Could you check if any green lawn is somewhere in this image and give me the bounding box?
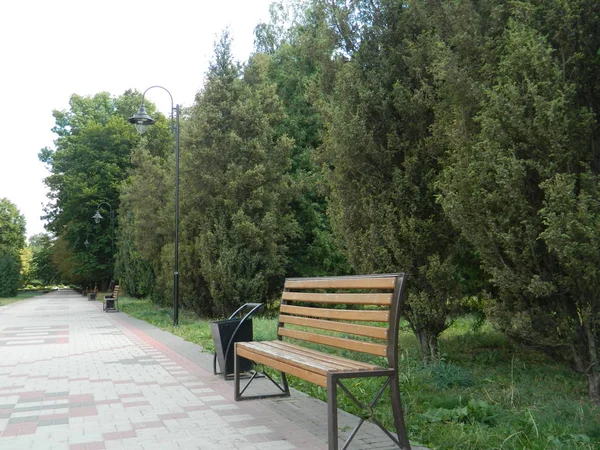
[116,297,599,450]
[0,291,46,307]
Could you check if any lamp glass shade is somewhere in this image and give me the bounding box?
[93,211,103,223]
[128,105,155,135]
[84,239,90,247]
[135,123,150,134]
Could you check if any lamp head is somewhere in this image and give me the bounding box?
[128,105,155,134]
[92,211,103,224]
[84,238,90,247]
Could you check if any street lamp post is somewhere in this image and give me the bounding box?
[129,86,180,327]
[92,202,115,276]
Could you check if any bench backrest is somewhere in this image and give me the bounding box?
[278,273,406,368]
[111,285,120,298]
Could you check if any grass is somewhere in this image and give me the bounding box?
[0,291,46,306]
[114,297,599,449]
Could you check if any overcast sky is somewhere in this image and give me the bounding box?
[0,0,274,238]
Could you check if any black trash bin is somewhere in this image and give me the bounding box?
[211,318,253,377]
[210,303,263,379]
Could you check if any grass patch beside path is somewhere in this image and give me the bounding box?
[0,291,45,306]
[116,297,276,352]
[114,298,599,450]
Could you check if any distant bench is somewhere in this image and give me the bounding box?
[103,285,120,312]
[234,273,411,450]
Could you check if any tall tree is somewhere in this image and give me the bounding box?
[29,233,58,285]
[39,91,143,286]
[0,198,26,255]
[320,0,476,359]
[0,198,26,296]
[180,31,297,316]
[437,2,600,403]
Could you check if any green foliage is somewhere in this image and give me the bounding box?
[539,172,600,296]
[0,198,26,295]
[20,247,33,286]
[425,360,476,389]
[0,251,21,297]
[116,116,173,305]
[28,233,58,285]
[421,399,501,428]
[0,198,26,256]
[254,1,351,278]
[114,210,155,298]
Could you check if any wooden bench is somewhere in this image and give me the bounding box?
[234,273,411,450]
[103,285,120,312]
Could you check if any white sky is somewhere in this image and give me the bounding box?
[0,0,274,238]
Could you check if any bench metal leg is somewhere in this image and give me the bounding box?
[234,346,289,401]
[390,372,411,449]
[327,373,339,450]
[328,371,411,450]
[104,298,117,312]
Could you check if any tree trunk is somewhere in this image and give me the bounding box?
[582,310,600,405]
[587,371,600,406]
[415,329,439,362]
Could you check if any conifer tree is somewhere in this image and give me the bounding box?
[436,2,600,402]
[180,32,297,315]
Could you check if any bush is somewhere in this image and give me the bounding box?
[0,251,20,297]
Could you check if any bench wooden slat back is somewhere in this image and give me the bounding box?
[278,273,406,362]
[281,292,392,306]
[280,304,389,322]
[279,315,388,339]
[284,276,397,290]
[279,328,388,357]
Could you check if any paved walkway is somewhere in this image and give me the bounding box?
[0,290,425,450]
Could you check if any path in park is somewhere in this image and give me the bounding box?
[0,290,426,450]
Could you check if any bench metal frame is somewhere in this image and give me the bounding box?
[233,273,411,450]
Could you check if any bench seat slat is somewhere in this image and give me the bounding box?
[278,328,388,357]
[238,341,361,373]
[237,341,383,387]
[262,341,383,370]
[285,275,398,290]
[279,314,388,340]
[237,343,328,387]
[280,304,389,322]
[281,292,392,306]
